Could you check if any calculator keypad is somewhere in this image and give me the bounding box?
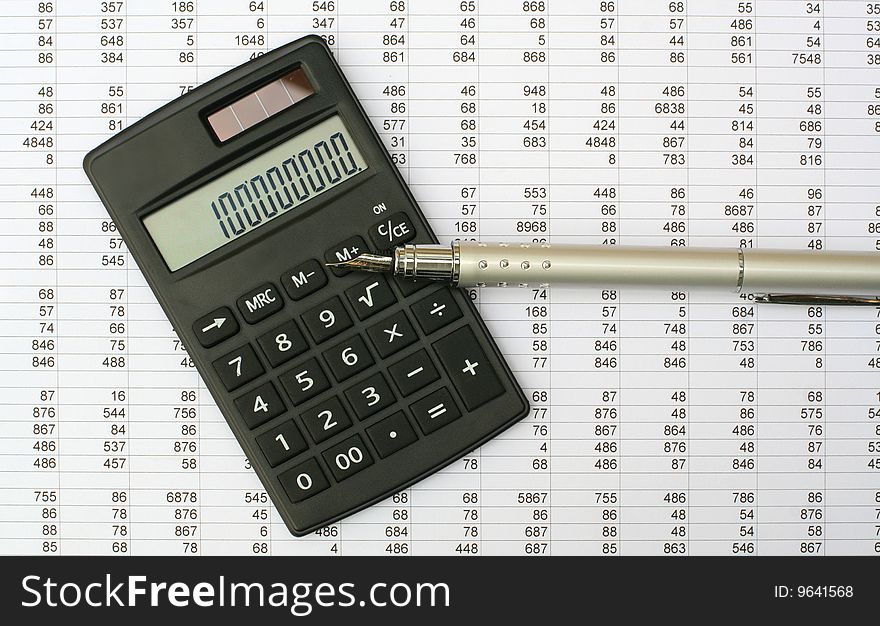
[192,231,523,535]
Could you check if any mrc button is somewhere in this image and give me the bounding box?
[236,282,284,324]
[369,211,415,250]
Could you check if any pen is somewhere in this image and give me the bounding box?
[328,241,880,305]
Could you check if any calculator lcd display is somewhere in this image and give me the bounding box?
[143,115,368,271]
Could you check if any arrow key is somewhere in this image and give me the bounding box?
[193,307,239,348]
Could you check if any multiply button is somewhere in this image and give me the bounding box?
[236,283,283,324]
[281,259,327,301]
[433,326,505,410]
[411,289,462,335]
[193,307,239,348]
[366,310,417,358]
[368,211,415,249]
[325,236,368,276]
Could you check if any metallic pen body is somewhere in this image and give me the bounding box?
[333,241,880,304]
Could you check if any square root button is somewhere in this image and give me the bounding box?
[432,326,504,411]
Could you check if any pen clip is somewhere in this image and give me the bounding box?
[754,293,880,306]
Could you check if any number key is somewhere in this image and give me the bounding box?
[279,357,330,405]
[234,381,286,429]
[299,396,352,443]
[322,334,374,381]
[212,344,264,391]
[257,319,307,367]
[255,420,307,467]
[301,296,352,344]
[344,372,395,420]
[279,458,330,503]
[322,434,373,481]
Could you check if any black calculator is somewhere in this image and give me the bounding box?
[83,36,528,535]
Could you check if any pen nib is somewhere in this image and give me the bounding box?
[325,253,394,274]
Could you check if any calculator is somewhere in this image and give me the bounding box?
[83,35,528,536]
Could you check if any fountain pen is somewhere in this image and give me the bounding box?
[327,241,880,305]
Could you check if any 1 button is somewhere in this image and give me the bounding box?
[366,310,417,358]
[256,420,307,467]
[325,236,368,276]
[279,458,330,503]
[279,357,330,405]
[410,387,461,434]
[257,319,308,367]
[411,289,462,335]
[301,296,353,344]
[213,344,264,391]
[388,349,439,397]
[345,276,396,320]
[193,307,239,348]
[367,411,418,458]
[234,381,286,429]
[368,211,416,249]
[322,435,374,481]
[281,259,327,301]
[344,372,395,420]
[433,326,505,410]
[236,283,284,324]
[323,334,374,382]
[299,396,352,443]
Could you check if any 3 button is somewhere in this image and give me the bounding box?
[344,372,395,420]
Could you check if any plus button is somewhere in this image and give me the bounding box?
[461,359,479,376]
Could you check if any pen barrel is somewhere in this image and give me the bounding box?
[456,241,740,289]
[455,241,880,295]
[741,249,880,295]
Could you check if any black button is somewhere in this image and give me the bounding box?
[236,283,284,324]
[279,458,330,503]
[368,212,416,249]
[193,307,239,348]
[322,435,374,481]
[301,296,353,344]
[366,310,417,358]
[411,387,461,434]
[255,420,307,467]
[281,259,327,301]
[234,381,286,429]
[257,319,308,367]
[212,344,264,391]
[279,357,330,405]
[411,289,463,334]
[433,326,505,410]
[325,236,368,276]
[388,349,439,397]
[394,277,431,297]
[299,396,352,443]
[367,411,418,458]
[322,334,374,382]
[345,276,396,320]
[344,372,395,420]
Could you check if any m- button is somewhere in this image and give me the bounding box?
[281,259,327,301]
[236,283,283,324]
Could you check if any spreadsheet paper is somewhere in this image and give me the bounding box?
[2,0,880,556]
